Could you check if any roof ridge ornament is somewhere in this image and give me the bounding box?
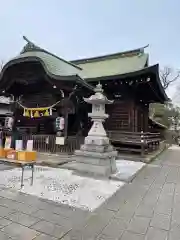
[23,36,33,44]
[140,44,149,53]
[20,36,42,54]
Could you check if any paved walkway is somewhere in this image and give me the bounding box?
[0,146,179,239]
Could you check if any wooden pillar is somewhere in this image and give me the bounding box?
[129,100,134,132]
[143,104,149,132]
[130,100,138,132]
[134,108,138,132]
[64,111,68,139]
[137,103,149,132]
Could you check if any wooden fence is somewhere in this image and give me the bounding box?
[3,131,161,156]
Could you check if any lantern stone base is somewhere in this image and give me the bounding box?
[67,161,116,177]
[71,136,118,177]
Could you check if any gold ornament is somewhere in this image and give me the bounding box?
[44,109,49,116]
[26,110,30,117]
[34,111,40,118]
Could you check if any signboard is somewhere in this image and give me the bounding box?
[55,137,65,145]
[45,137,49,144]
[15,140,23,151]
[26,140,33,151]
[4,137,11,149]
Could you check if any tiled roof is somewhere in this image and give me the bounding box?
[71,46,149,80]
[12,36,82,77]
[2,37,94,90]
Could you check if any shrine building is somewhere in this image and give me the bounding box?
[0,37,168,155]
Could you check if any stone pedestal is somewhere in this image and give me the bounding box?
[72,83,117,177]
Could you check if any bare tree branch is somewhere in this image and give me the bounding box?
[160,66,180,90]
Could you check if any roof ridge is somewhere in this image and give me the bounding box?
[71,45,149,64]
[21,36,82,70]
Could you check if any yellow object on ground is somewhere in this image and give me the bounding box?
[3,148,13,158]
[6,150,17,160]
[0,148,6,158]
[17,151,37,161]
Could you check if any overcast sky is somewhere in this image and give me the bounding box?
[0,0,179,99]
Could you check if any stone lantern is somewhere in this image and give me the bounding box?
[84,83,113,145]
[72,83,117,177]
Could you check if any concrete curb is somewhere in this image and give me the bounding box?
[110,163,146,183]
[143,144,170,163]
[37,159,73,168]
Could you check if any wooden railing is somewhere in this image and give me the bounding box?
[107,131,160,143]
[2,132,84,155]
[20,135,84,154]
[2,130,161,156]
[107,131,161,156]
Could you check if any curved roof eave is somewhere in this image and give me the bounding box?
[83,64,158,81]
[153,65,169,102]
[0,56,94,91]
[84,64,168,102]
